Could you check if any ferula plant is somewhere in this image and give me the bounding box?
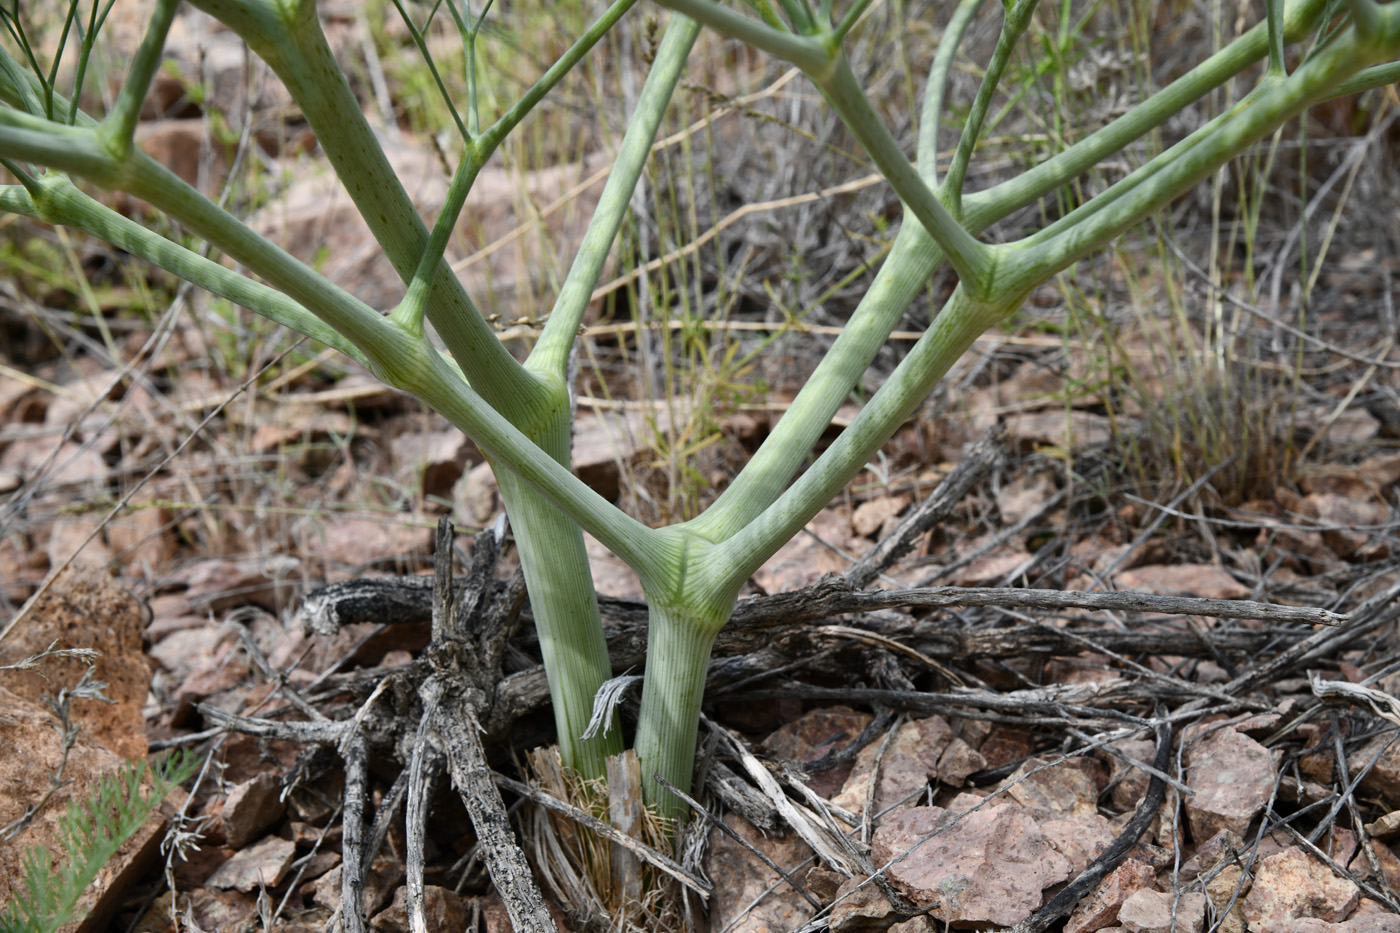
[2,0,1398,824]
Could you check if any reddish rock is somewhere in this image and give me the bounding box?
[306,860,405,918]
[851,495,910,538]
[1366,811,1400,839]
[1118,889,1207,933]
[1004,411,1111,449]
[454,460,500,525]
[1184,726,1274,840]
[834,717,952,814]
[1065,859,1157,933]
[106,505,179,572]
[305,515,435,570]
[1106,739,1160,812]
[135,119,229,193]
[946,536,1033,587]
[390,429,474,500]
[370,885,471,933]
[871,800,1072,926]
[760,705,874,798]
[43,514,115,572]
[1340,899,1400,933]
[583,531,645,601]
[1180,828,1246,881]
[827,876,902,932]
[889,917,939,933]
[179,555,301,613]
[705,813,818,933]
[754,509,870,593]
[1000,757,1100,820]
[0,438,108,489]
[205,835,295,892]
[0,533,46,604]
[1304,493,1391,558]
[977,726,1037,770]
[154,888,261,933]
[1348,737,1400,805]
[1243,847,1360,933]
[936,737,986,787]
[1042,813,1117,874]
[1116,564,1249,601]
[1370,840,1400,892]
[147,624,237,676]
[220,772,286,849]
[0,574,151,759]
[1206,864,1250,933]
[0,685,171,931]
[996,469,1059,526]
[173,654,251,705]
[1282,915,1400,933]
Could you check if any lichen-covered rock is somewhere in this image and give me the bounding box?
[0,685,170,931]
[1243,847,1360,933]
[1118,889,1207,933]
[705,814,818,933]
[871,800,1072,926]
[1065,859,1157,933]
[1184,726,1274,839]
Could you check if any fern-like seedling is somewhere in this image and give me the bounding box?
[0,750,198,933]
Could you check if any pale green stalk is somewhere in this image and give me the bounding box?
[919,0,990,183]
[0,177,370,369]
[176,0,662,777]
[182,0,546,416]
[631,1,1397,816]
[943,0,1038,214]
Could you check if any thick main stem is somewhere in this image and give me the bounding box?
[632,604,724,821]
[495,468,623,779]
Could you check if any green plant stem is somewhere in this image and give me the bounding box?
[184,0,547,418]
[1267,0,1287,75]
[391,149,486,336]
[714,19,1398,582]
[0,123,667,584]
[97,0,178,152]
[689,219,940,541]
[919,0,990,183]
[652,0,833,73]
[1331,58,1400,94]
[818,54,995,292]
[653,0,995,289]
[716,286,1007,580]
[944,0,1038,215]
[691,0,1304,542]
[386,0,470,140]
[0,176,371,369]
[476,0,640,157]
[631,602,726,819]
[1008,23,1392,294]
[493,467,624,778]
[965,0,1325,219]
[530,15,702,377]
[832,0,877,43]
